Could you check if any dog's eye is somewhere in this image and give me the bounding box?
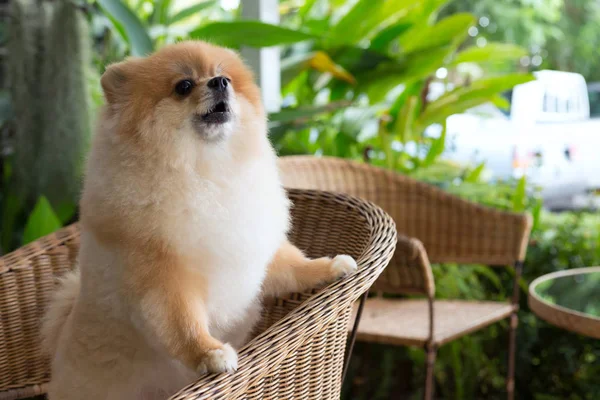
[175,80,194,96]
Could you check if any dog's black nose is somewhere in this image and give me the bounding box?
[207,76,229,92]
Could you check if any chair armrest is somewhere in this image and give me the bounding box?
[371,234,434,297]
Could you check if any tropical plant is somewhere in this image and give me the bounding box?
[90,0,532,174]
[221,0,533,173]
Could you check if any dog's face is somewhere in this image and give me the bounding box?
[100,41,263,146]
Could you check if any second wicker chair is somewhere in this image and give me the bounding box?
[278,156,533,400]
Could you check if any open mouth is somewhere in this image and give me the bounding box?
[201,101,231,124]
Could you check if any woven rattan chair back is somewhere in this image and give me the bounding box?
[278,156,532,296]
[0,189,396,400]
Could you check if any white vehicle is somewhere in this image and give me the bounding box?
[441,70,600,211]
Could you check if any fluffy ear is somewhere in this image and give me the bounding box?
[101,60,135,105]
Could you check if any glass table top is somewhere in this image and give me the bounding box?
[533,268,600,319]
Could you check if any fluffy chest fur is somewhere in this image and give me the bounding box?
[174,156,291,330]
[81,132,290,341]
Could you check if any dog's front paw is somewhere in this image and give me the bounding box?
[196,343,238,375]
[330,255,358,279]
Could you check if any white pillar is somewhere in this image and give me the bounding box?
[241,0,281,112]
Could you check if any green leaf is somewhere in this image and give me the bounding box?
[394,95,420,143]
[333,132,356,157]
[423,121,446,167]
[190,22,316,48]
[329,0,414,45]
[168,1,216,24]
[97,0,154,56]
[419,0,452,22]
[308,51,355,84]
[512,176,527,212]
[360,46,452,102]
[369,22,412,52]
[103,13,129,48]
[269,102,350,124]
[268,109,318,125]
[333,46,394,75]
[464,162,486,183]
[450,43,529,66]
[298,0,319,19]
[268,102,352,145]
[281,52,315,87]
[491,94,510,110]
[417,74,535,128]
[389,81,422,122]
[151,0,172,25]
[22,197,63,245]
[399,13,475,54]
[54,202,77,224]
[378,124,395,170]
[531,199,542,232]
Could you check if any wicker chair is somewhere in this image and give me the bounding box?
[0,189,396,400]
[278,156,533,400]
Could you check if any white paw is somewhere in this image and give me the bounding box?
[196,344,238,374]
[330,255,358,279]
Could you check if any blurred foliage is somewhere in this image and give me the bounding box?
[441,0,563,51]
[545,0,600,83]
[268,0,532,174]
[443,0,600,82]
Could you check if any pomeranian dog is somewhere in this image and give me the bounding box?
[40,41,357,400]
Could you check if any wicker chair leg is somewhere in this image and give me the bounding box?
[507,312,518,400]
[342,290,369,384]
[424,345,437,400]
